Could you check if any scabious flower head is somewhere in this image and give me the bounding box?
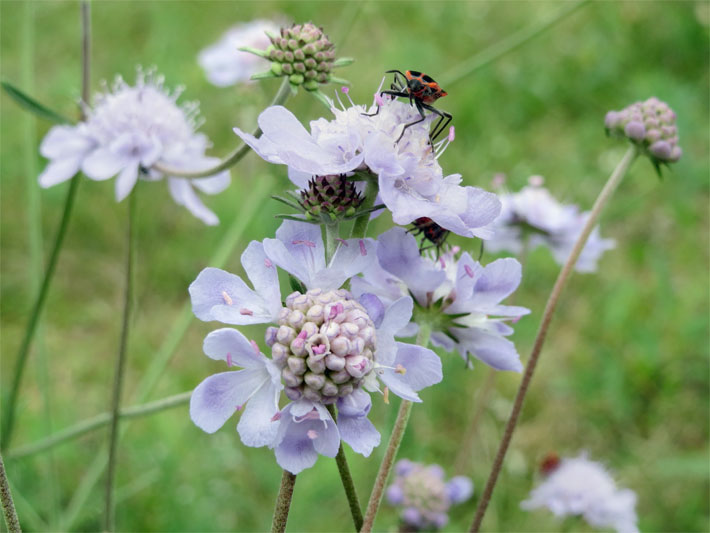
[38,68,229,225]
[605,97,682,165]
[233,85,501,239]
[386,459,473,531]
[198,19,281,87]
[351,227,530,372]
[486,176,616,273]
[521,453,639,533]
[188,220,443,473]
[299,174,364,222]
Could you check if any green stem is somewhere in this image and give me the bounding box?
[57,177,274,531]
[6,391,191,461]
[324,222,340,265]
[0,454,21,533]
[327,405,363,531]
[350,176,378,239]
[440,0,591,87]
[103,188,137,532]
[152,78,292,178]
[271,470,297,533]
[361,324,432,532]
[469,146,638,532]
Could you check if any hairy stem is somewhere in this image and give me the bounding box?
[1,1,90,451]
[271,470,297,533]
[152,78,291,178]
[361,324,432,532]
[441,0,590,87]
[327,405,363,531]
[469,145,638,532]
[6,391,191,461]
[0,454,21,533]
[104,188,137,532]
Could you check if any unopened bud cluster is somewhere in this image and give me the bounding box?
[605,97,682,163]
[388,461,450,530]
[300,174,363,221]
[265,288,376,404]
[267,23,336,90]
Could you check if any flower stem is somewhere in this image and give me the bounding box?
[271,470,297,533]
[0,454,21,533]
[103,188,137,532]
[327,405,363,531]
[152,78,292,178]
[469,145,638,532]
[1,2,90,451]
[350,176,378,239]
[361,324,432,532]
[440,0,590,88]
[324,222,340,265]
[6,391,191,461]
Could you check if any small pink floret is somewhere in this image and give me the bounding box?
[298,330,308,340]
[359,240,367,256]
[239,308,254,316]
[464,265,475,278]
[312,344,327,355]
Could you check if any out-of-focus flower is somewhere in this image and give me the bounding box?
[189,220,442,473]
[351,227,529,372]
[605,97,682,166]
[386,459,473,531]
[233,85,500,239]
[198,20,281,87]
[38,68,229,225]
[486,177,616,273]
[521,453,639,533]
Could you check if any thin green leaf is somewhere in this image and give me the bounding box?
[2,80,71,124]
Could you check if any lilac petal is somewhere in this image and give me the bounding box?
[168,178,219,226]
[189,267,278,325]
[263,220,325,288]
[39,125,93,159]
[237,380,281,447]
[241,241,281,313]
[38,157,82,188]
[202,328,265,368]
[447,476,474,503]
[325,238,376,289]
[232,127,285,165]
[287,167,312,189]
[190,369,269,433]
[455,329,523,372]
[376,297,414,367]
[358,293,385,328]
[337,411,380,456]
[471,258,523,309]
[336,388,371,417]
[115,160,140,202]
[431,182,502,239]
[81,147,128,181]
[376,228,446,300]
[363,132,405,177]
[379,342,442,402]
[350,255,406,307]
[386,484,404,505]
[430,331,456,352]
[191,171,230,194]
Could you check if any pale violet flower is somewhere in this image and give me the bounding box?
[521,453,639,533]
[189,220,443,473]
[386,459,473,531]
[38,69,229,225]
[198,20,281,87]
[233,85,501,239]
[351,227,529,372]
[487,177,616,272]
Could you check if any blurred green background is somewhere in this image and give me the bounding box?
[1,1,708,532]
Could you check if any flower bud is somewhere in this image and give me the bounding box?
[287,356,307,375]
[299,174,364,222]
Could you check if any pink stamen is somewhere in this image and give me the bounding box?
[341,86,349,94]
[336,238,348,246]
[235,404,243,411]
[271,412,282,422]
[312,344,327,355]
[359,240,367,256]
[264,258,273,268]
[307,429,318,440]
[293,239,316,248]
[239,308,253,316]
[374,92,384,106]
[222,291,233,305]
[448,126,455,142]
[250,340,260,353]
[226,353,233,367]
[439,257,446,269]
[329,306,338,319]
[464,265,475,278]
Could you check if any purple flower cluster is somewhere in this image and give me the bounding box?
[189,220,443,473]
[386,459,473,531]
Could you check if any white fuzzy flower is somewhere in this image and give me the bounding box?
[198,20,281,87]
[38,68,230,225]
[521,453,639,533]
[486,177,615,272]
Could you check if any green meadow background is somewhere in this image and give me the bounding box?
[1,1,708,531]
